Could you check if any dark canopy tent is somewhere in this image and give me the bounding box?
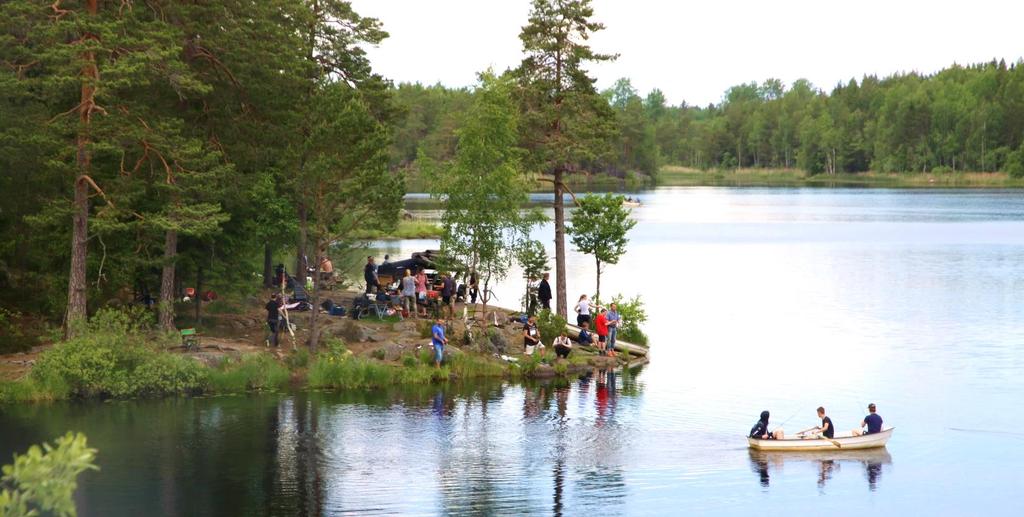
[377,250,443,278]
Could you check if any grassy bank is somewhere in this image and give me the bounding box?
[0,309,607,404]
[657,165,1024,188]
[351,219,442,240]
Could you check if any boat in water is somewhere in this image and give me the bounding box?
[622,197,642,207]
[747,428,894,451]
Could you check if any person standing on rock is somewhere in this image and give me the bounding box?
[538,272,552,311]
[606,302,621,351]
[401,269,417,319]
[364,256,379,294]
[431,317,448,368]
[414,269,428,317]
[595,307,610,356]
[441,272,455,320]
[574,294,592,327]
[265,293,282,347]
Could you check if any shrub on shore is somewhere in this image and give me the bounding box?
[207,354,290,393]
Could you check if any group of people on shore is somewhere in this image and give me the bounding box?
[574,294,621,357]
[749,404,884,440]
[366,256,466,320]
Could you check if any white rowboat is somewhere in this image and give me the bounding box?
[747,427,894,451]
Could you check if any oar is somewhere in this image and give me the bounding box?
[817,434,842,448]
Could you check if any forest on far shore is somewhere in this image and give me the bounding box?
[392,59,1024,180]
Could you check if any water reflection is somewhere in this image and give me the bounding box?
[748,448,892,491]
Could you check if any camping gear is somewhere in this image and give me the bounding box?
[180,328,199,351]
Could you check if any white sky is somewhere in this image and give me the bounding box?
[350,0,1024,107]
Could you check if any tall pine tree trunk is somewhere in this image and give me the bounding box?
[194,264,203,325]
[296,203,308,279]
[263,243,274,288]
[554,168,567,319]
[64,0,100,338]
[65,178,89,337]
[158,230,178,330]
[307,240,322,353]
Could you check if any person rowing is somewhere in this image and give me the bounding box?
[796,406,834,439]
[749,410,784,440]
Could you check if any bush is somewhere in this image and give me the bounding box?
[207,354,289,393]
[30,324,196,398]
[0,432,98,517]
[931,165,954,174]
[0,307,33,354]
[610,294,649,346]
[1006,144,1024,178]
[284,348,311,370]
[535,310,567,346]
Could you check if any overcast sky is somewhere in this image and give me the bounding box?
[349,0,1024,107]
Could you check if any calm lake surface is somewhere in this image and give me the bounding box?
[4,187,1024,515]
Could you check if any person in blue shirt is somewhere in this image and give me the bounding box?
[606,303,621,349]
[577,321,595,347]
[431,318,448,368]
[854,403,884,435]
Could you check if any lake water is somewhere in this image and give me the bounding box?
[4,187,1024,515]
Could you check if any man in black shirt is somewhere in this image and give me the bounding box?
[265,293,282,347]
[440,273,455,319]
[538,272,552,311]
[363,256,379,294]
[816,406,835,439]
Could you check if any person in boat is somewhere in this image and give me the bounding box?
[800,407,835,439]
[853,403,883,436]
[749,411,783,440]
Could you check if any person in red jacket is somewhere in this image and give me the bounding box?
[595,307,610,356]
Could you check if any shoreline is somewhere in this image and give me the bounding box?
[0,289,645,404]
[655,167,1024,189]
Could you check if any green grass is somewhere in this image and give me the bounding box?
[657,165,1024,188]
[351,220,442,240]
[207,354,290,393]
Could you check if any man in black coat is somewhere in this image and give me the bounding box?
[363,256,379,294]
[538,272,552,311]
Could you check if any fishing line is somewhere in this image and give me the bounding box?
[948,427,1024,437]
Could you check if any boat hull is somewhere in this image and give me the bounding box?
[748,428,893,451]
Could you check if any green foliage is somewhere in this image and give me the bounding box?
[29,314,208,399]
[207,354,290,393]
[610,294,649,346]
[0,432,98,517]
[282,346,309,370]
[0,307,32,354]
[1007,141,1024,178]
[307,355,442,389]
[567,194,638,298]
[425,71,542,307]
[535,310,568,347]
[515,240,549,315]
